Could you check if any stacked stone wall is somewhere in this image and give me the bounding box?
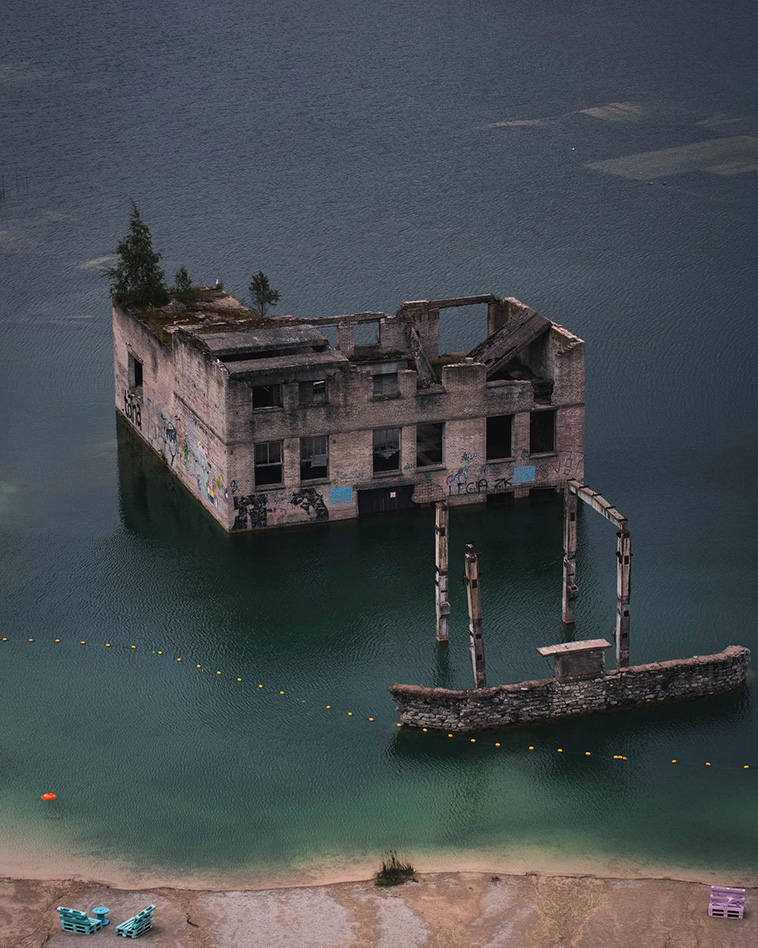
[389,646,750,732]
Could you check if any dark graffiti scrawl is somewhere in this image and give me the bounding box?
[123,391,141,428]
[160,418,177,465]
[290,488,329,521]
[232,493,269,530]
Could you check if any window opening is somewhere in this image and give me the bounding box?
[300,435,328,481]
[416,422,444,467]
[373,427,401,474]
[354,321,380,347]
[128,352,143,389]
[487,415,512,460]
[254,440,283,486]
[530,410,556,454]
[372,373,398,397]
[252,384,282,409]
[299,379,328,405]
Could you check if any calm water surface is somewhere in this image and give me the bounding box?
[1,0,757,883]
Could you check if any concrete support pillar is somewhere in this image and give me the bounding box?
[464,543,487,688]
[434,502,450,643]
[337,320,355,357]
[615,529,632,668]
[562,488,579,623]
[486,300,509,336]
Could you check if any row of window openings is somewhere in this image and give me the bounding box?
[252,374,399,410]
[253,413,555,486]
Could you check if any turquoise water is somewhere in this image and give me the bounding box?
[1,0,757,882]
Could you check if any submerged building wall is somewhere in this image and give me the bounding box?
[112,291,585,532]
[389,646,751,732]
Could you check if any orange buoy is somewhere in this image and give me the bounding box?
[41,792,57,801]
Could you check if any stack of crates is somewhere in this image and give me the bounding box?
[709,886,745,919]
[57,907,104,934]
[115,904,156,938]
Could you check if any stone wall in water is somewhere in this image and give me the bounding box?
[389,646,750,732]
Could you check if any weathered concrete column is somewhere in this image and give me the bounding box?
[464,543,487,688]
[434,501,450,643]
[337,320,355,357]
[615,529,631,668]
[562,488,579,623]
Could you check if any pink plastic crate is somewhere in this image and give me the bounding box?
[709,886,745,919]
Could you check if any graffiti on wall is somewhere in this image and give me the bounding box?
[123,391,141,429]
[513,465,536,484]
[329,486,353,506]
[160,415,177,466]
[291,487,329,521]
[232,493,269,531]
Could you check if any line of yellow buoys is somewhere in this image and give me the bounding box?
[3,636,753,773]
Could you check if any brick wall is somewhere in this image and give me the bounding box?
[389,646,751,732]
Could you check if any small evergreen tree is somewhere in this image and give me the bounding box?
[107,203,168,309]
[173,266,193,295]
[248,271,280,317]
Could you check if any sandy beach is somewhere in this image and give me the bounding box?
[2,870,756,947]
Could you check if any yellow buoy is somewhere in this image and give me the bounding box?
[495,742,500,747]
[422,728,428,732]
[105,643,111,647]
[237,678,242,682]
[585,751,591,756]
[528,745,534,750]
[447,734,453,738]
[28,638,34,642]
[396,723,402,728]
[177,658,182,662]
[196,664,202,668]
[368,718,374,722]
[347,712,352,716]
[557,748,563,753]
[671,759,677,764]
[744,765,750,770]
[157,650,163,655]
[80,641,86,645]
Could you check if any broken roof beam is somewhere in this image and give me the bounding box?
[400,294,497,311]
[466,306,551,378]
[567,480,628,529]
[405,321,436,389]
[307,311,388,326]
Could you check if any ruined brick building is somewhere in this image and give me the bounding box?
[112,291,584,531]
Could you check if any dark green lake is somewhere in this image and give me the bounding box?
[1,0,757,884]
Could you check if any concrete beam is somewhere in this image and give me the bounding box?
[616,529,632,669]
[567,480,627,528]
[464,543,487,689]
[435,501,450,643]
[562,488,578,623]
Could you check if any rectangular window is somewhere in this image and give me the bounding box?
[299,379,328,405]
[372,373,398,397]
[300,435,328,481]
[530,410,556,454]
[128,352,143,389]
[355,321,380,346]
[254,440,283,486]
[252,384,282,410]
[487,415,512,460]
[373,427,401,474]
[416,422,444,468]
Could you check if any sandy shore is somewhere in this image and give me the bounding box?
[2,870,756,947]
